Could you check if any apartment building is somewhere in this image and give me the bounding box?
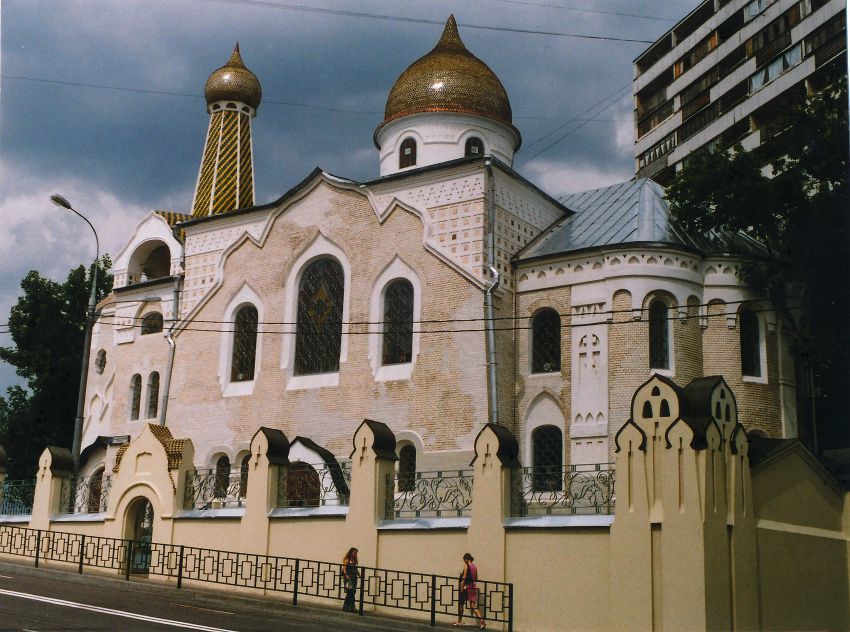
[634,0,846,184]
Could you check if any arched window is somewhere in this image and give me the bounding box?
[532,425,563,491]
[399,138,417,168]
[129,374,142,420]
[141,312,163,335]
[739,308,761,377]
[465,137,484,157]
[146,372,160,418]
[286,462,320,507]
[231,305,259,382]
[295,258,344,375]
[531,308,561,373]
[214,456,231,499]
[382,280,414,365]
[87,467,104,513]
[95,349,107,374]
[239,454,250,498]
[398,444,417,492]
[648,299,670,370]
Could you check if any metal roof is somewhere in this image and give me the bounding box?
[517,178,765,262]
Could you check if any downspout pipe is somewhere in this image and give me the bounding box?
[484,160,500,426]
[159,233,185,426]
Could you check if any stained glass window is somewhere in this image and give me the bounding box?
[295,259,344,375]
[398,444,416,492]
[532,308,561,373]
[141,312,163,335]
[465,137,484,156]
[532,425,563,492]
[147,371,160,418]
[740,308,761,377]
[382,279,414,365]
[649,299,670,370]
[231,305,259,382]
[400,138,417,168]
[129,374,142,420]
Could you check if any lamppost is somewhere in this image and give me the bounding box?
[50,194,99,474]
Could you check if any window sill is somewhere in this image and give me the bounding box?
[287,372,340,391]
[528,371,562,378]
[742,374,768,385]
[223,380,255,397]
[649,368,674,377]
[375,363,413,382]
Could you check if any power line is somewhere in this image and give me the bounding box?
[196,0,656,43]
[475,0,678,23]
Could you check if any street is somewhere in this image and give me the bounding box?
[0,560,445,631]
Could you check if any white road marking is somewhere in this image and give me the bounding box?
[169,603,235,615]
[0,588,240,631]
[0,574,15,578]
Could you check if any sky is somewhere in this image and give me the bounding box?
[0,0,699,393]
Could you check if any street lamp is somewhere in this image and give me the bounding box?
[50,194,99,474]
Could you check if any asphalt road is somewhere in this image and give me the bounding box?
[0,560,448,631]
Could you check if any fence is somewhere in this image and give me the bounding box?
[0,524,512,629]
[59,475,112,514]
[387,470,474,519]
[276,461,351,508]
[184,468,246,510]
[512,463,615,517]
[0,480,36,516]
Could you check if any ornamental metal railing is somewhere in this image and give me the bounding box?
[59,475,112,514]
[0,524,513,630]
[184,468,246,510]
[0,479,37,516]
[276,461,351,509]
[511,463,615,517]
[386,470,474,519]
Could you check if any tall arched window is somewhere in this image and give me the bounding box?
[739,308,761,377]
[129,374,142,420]
[87,467,104,513]
[231,305,259,382]
[532,425,563,492]
[239,454,250,498]
[382,280,414,365]
[648,298,670,370]
[465,137,484,157]
[398,444,417,492]
[141,312,163,335]
[531,308,561,373]
[399,138,417,168]
[146,372,160,418]
[295,258,344,375]
[214,456,231,499]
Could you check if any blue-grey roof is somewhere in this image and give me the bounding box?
[517,178,764,261]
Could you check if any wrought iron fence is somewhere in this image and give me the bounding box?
[184,468,246,510]
[0,524,513,630]
[386,470,474,519]
[512,463,615,517]
[0,480,37,516]
[59,475,112,514]
[276,461,351,508]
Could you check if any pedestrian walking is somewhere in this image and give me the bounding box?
[454,552,485,628]
[341,547,360,612]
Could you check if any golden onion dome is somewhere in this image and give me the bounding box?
[204,43,262,110]
[380,16,514,131]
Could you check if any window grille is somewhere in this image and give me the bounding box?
[531,425,563,492]
[147,372,160,418]
[130,374,142,420]
[399,138,417,168]
[87,469,104,513]
[465,137,484,156]
[739,309,761,377]
[397,445,416,492]
[231,305,258,382]
[294,259,344,375]
[284,462,321,507]
[648,299,670,370]
[214,456,231,499]
[140,313,163,335]
[531,309,561,373]
[95,349,107,374]
[382,280,414,365]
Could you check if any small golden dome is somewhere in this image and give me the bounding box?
[380,16,514,130]
[204,43,262,110]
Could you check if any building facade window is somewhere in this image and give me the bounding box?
[87,467,104,513]
[214,456,231,499]
[399,138,417,168]
[239,454,250,497]
[129,374,142,420]
[739,308,762,377]
[531,425,563,491]
[294,258,344,375]
[146,371,160,418]
[382,279,414,365]
[231,305,259,382]
[95,349,107,374]
[465,137,484,156]
[141,312,163,335]
[648,299,670,370]
[286,462,320,507]
[531,308,561,373]
[397,444,417,492]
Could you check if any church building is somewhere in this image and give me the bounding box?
[78,16,795,484]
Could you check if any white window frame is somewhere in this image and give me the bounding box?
[368,257,421,382]
[219,284,264,397]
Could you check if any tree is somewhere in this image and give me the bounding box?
[0,258,113,479]
[667,76,849,451]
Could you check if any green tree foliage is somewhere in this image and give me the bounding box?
[667,77,849,450]
[0,258,113,478]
